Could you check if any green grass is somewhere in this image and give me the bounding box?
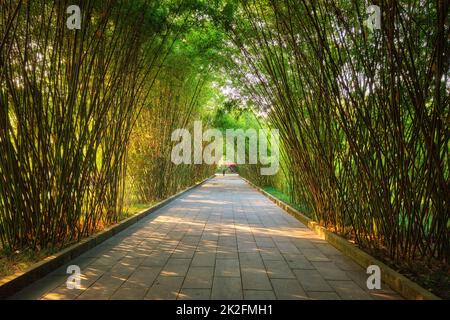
[263,186,291,203]
[122,203,153,218]
[262,186,312,217]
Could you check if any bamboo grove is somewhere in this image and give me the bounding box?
[0,0,448,281]
[0,0,217,251]
[225,0,449,264]
[127,46,217,204]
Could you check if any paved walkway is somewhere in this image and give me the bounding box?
[12,175,401,300]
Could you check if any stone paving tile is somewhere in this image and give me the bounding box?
[145,275,184,300]
[215,259,240,277]
[160,258,191,277]
[244,290,276,300]
[77,273,126,300]
[42,285,83,300]
[241,267,272,290]
[200,233,219,242]
[218,236,237,246]
[307,291,341,300]
[332,254,363,271]
[314,243,344,256]
[255,237,276,248]
[328,280,373,300]
[237,242,259,253]
[15,175,401,300]
[311,261,350,280]
[216,250,239,260]
[181,235,201,246]
[183,267,214,289]
[90,255,123,267]
[293,269,333,292]
[124,249,153,261]
[178,289,211,300]
[215,249,239,260]
[141,251,172,267]
[110,286,147,300]
[270,278,308,300]
[260,249,284,261]
[75,266,110,289]
[211,277,243,300]
[125,266,161,288]
[109,261,139,277]
[275,241,301,254]
[264,260,296,279]
[191,251,216,266]
[197,239,218,251]
[171,247,196,259]
[292,238,316,250]
[283,253,314,270]
[301,248,331,262]
[158,240,180,252]
[239,252,264,268]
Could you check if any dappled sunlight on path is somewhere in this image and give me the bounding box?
[12,175,402,300]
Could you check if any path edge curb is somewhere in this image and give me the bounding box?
[0,175,214,299]
[240,176,440,300]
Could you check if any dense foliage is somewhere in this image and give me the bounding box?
[224,0,449,265]
[0,0,448,295]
